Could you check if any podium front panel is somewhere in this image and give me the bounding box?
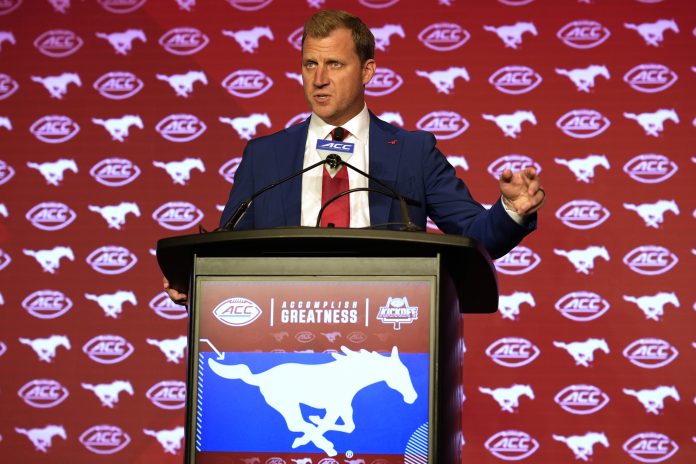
[187,257,440,464]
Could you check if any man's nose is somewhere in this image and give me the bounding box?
[313,65,328,86]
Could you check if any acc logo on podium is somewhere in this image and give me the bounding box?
[213,297,262,327]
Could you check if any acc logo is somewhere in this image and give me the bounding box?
[149,292,188,320]
[0,160,15,185]
[487,155,541,180]
[489,65,542,95]
[34,29,83,57]
[295,331,315,343]
[346,332,367,344]
[0,73,19,100]
[557,109,610,139]
[623,432,678,463]
[623,154,677,184]
[416,111,468,140]
[222,70,273,98]
[495,246,541,275]
[0,248,10,271]
[90,157,141,187]
[98,0,145,13]
[623,245,678,275]
[156,114,207,142]
[555,200,610,230]
[0,0,22,15]
[159,27,209,55]
[318,458,341,464]
[557,20,611,49]
[30,115,80,143]
[377,296,418,330]
[152,201,204,230]
[94,71,144,100]
[83,335,135,364]
[21,290,73,319]
[265,458,287,464]
[146,380,186,409]
[287,27,303,51]
[360,0,400,7]
[623,338,678,369]
[213,297,262,327]
[555,291,609,322]
[18,379,70,408]
[86,246,138,275]
[219,157,242,183]
[79,424,131,455]
[485,337,540,367]
[485,430,539,461]
[555,384,610,415]
[624,64,678,93]
[366,68,403,96]
[418,23,470,51]
[226,0,273,11]
[26,202,77,231]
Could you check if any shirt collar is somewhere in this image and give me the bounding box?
[309,104,370,141]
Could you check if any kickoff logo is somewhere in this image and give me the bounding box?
[416,111,468,140]
[152,201,204,230]
[495,246,541,275]
[485,430,539,461]
[213,297,262,327]
[0,160,15,185]
[80,425,131,455]
[623,245,678,275]
[557,20,611,49]
[149,292,188,320]
[623,154,678,184]
[26,202,77,231]
[366,68,403,96]
[86,245,138,275]
[485,337,540,367]
[222,69,273,98]
[90,157,141,187]
[146,380,186,409]
[226,0,273,11]
[93,71,144,100]
[219,157,242,183]
[156,114,207,142]
[22,290,73,319]
[418,22,470,51]
[98,0,145,13]
[624,64,678,93]
[554,384,610,415]
[487,155,542,180]
[555,291,610,322]
[30,115,80,143]
[83,335,135,364]
[623,432,678,463]
[34,29,83,57]
[0,73,19,100]
[555,200,610,230]
[18,379,70,408]
[489,65,542,95]
[159,27,209,55]
[623,338,678,369]
[557,109,610,138]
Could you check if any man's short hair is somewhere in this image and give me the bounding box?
[302,10,375,64]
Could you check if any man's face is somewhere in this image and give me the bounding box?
[302,27,375,127]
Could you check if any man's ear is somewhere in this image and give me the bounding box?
[362,59,376,85]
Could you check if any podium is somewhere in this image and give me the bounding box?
[157,228,498,464]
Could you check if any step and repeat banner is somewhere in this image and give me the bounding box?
[0,0,694,463]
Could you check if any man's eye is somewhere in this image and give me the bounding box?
[304,62,316,69]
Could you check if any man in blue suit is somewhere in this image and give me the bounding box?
[164,10,544,304]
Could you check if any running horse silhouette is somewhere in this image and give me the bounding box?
[482,111,537,138]
[623,109,679,137]
[208,346,417,457]
[0,31,16,51]
[222,26,274,53]
[623,292,680,321]
[623,385,680,414]
[156,70,208,97]
[23,246,75,273]
[15,425,67,452]
[19,334,71,362]
[479,384,535,412]
[84,290,138,318]
[371,24,405,51]
[623,199,679,228]
[624,19,679,47]
[26,158,78,186]
[553,246,610,274]
[153,157,206,185]
[552,432,609,461]
[96,29,147,55]
[555,65,610,92]
[31,72,82,99]
[143,426,185,454]
[498,292,535,320]
[92,115,144,142]
[88,202,141,230]
[415,67,470,94]
[483,22,537,49]
[554,154,610,183]
[0,116,11,130]
[81,380,134,408]
[553,338,610,367]
[219,114,271,141]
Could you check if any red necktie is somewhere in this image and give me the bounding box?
[320,128,350,227]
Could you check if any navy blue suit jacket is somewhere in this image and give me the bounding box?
[220,113,535,259]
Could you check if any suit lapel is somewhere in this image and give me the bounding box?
[276,119,309,226]
[368,114,403,226]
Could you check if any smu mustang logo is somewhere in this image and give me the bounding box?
[0,31,15,51]
[81,380,134,408]
[555,65,610,92]
[498,292,535,321]
[153,157,205,185]
[554,384,610,415]
[88,202,141,229]
[94,71,144,100]
[31,72,82,99]
[623,200,679,228]
[146,335,187,364]
[95,29,146,55]
[418,22,469,51]
[27,158,78,185]
[553,338,610,367]
[623,386,680,414]
[623,292,680,321]
[482,111,536,138]
[84,291,137,318]
[143,427,185,455]
[222,26,274,53]
[483,22,537,49]
[208,346,416,457]
[624,109,679,137]
[479,384,535,412]
[624,19,679,47]
[553,432,609,461]
[15,425,67,453]
[156,71,208,97]
[415,67,469,94]
[555,154,610,183]
[92,115,143,142]
[23,246,75,274]
[219,114,271,140]
[19,335,71,362]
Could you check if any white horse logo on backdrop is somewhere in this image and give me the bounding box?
[285,72,303,85]
[92,115,144,142]
[146,335,187,363]
[482,111,536,138]
[554,155,610,183]
[0,116,11,130]
[0,31,16,51]
[553,338,610,367]
[623,109,679,136]
[498,292,536,320]
[84,291,138,318]
[96,29,147,55]
[88,202,141,229]
[624,19,679,46]
[555,65,610,92]
[15,425,67,452]
[143,427,185,454]
[552,432,609,461]
[623,200,679,228]
[219,114,271,140]
[623,292,680,321]
[479,384,535,412]
[0,203,7,217]
[81,380,134,408]
[27,159,78,186]
[208,346,417,457]
[415,67,469,94]
[175,0,196,11]
[483,22,537,48]
[623,386,680,414]
[23,246,75,273]
[153,158,205,185]
[156,71,208,97]
[554,246,610,274]
[222,27,274,53]
[48,0,71,13]
[371,24,405,51]
[378,111,404,126]
[31,72,82,99]
[19,335,71,362]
